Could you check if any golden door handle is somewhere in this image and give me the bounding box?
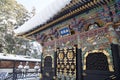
[82,72,87,76]
[45,72,50,77]
[109,75,116,79]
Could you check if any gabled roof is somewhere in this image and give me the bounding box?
[14,0,111,37]
[14,0,71,35]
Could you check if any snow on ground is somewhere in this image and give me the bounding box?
[0,53,41,62]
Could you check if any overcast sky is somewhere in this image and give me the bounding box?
[16,0,51,13]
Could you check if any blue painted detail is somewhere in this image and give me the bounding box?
[59,27,71,36]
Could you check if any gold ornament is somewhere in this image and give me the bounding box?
[67,51,73,59]
[59,53,64,59]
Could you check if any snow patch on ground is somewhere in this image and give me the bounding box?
[0,53,41,62]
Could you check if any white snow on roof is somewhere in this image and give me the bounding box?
[0,53,41,62]
[14,0,71,35]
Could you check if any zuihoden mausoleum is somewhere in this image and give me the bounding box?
[14,0,120,80]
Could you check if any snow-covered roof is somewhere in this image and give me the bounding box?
[0,53,41,62]
[14,0,71,35]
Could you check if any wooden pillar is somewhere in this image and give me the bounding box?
[54,51,57,79]
[76,48,83,80]
[111,44,120,79]
[40,53,43,80]
[13,61,16,80]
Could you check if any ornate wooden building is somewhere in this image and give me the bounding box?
[14,0,120,80]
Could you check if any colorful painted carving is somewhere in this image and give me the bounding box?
[40,1,120,80]
[34,3,120,44]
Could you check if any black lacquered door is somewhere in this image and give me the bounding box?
[42,56,54,80]
[83,52,114,80]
